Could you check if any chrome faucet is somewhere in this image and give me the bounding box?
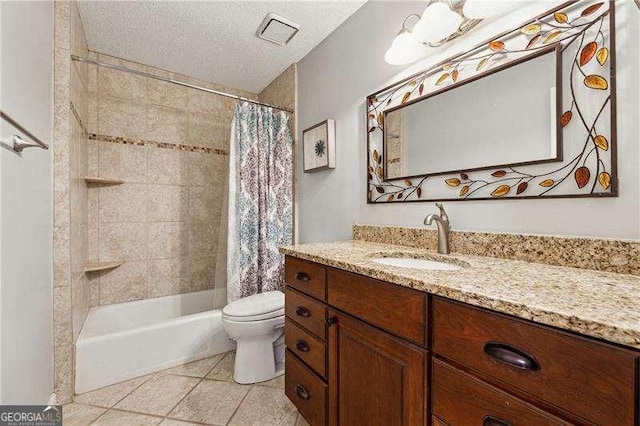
[424,202,451,254]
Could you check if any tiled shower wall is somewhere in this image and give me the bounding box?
[53,0,91,404]
[85,53,258,308]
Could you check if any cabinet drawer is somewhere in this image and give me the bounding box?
[327,268,427,346]
[286,319,327,379]
[286,350,327,426]
[433,297,637,425]
[432,359,571,426]
[285,256,327,301]
[286,288,327,341]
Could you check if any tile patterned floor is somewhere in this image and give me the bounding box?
[64,351,310,426]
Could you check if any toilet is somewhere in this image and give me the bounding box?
[222,291,286,384]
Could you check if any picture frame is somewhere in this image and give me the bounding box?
[303,119,335,172]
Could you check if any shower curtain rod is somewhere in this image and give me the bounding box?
[71,55,294,113]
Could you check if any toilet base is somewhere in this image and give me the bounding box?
[232,329,285,384]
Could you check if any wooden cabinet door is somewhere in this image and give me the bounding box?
[328,309,427,426]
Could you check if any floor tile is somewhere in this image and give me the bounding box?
[74,375,150,408]
[168,379,249,425]
[165,353,225,378]
[228,385,298,426]
[296,414,311,426]
[92,409,162,425]
[257,374,285,389]
[205,352,235,382]
[115,374,200,416]
[62,403,106,426]
[159,419,202,426]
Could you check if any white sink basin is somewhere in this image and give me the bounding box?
[372,257,463,271]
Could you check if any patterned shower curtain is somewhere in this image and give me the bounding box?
[227,102,293,302]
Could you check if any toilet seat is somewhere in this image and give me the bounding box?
[222,291,284,323]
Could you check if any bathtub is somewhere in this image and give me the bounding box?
[75,290,235,394]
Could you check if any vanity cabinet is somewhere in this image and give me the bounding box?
[283,255,640,425]
[327,308,427,426]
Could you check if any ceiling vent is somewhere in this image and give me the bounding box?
[257,13,300,45]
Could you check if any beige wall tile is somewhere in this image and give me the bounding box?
[148,257,190,298]
[147,77,188,109]
[214,287,227,309]
[98,141,147,183]
[54,1,70,50]
[189,186,223,221]
[146,105,188,144]
[99,183,148,223]
[70,1,88,57]
[188,113,228,149]
[149,222,189,259]
[187,88,224,115]
[189,221,218,256]
[54,321,73,348]
[88,190,99,261]
[188,152,227,186]
[90,276,100,306]
[98,96,147,139]
[54,344,74,404]
[99,222,147,260]
[99,260,148,304]
[190,255,215,291]
[147,185,188,222]
[54,286,72,325]
[147,148,187,185]
[98,67,147,101]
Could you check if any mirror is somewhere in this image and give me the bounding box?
[384,47,562,180]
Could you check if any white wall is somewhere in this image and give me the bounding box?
[0,1,54,404]
[297,1,640,242]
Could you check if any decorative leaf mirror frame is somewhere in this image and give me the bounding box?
[366,0,617,203]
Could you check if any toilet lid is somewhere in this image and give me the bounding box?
[223,291,284,319]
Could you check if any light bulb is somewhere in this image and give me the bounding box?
[412,2,463,44]
[463,0,521,19]
[384,31,429,65]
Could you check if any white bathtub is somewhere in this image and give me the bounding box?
[75,290,235,394]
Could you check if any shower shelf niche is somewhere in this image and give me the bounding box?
[84,261,124,274]
[84,176,125,185]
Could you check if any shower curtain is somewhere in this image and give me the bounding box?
[226,102,293,302]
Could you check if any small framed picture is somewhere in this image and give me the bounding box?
[303,119,335,173]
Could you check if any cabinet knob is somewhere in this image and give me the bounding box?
[296,339,310,352]
[295,384,310,400]
[295,272,311,282]
[295,306,311,318]
[483,415,511,426]
[326,316,337,326]
[483,341,540,371]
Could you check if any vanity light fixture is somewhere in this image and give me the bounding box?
[385,0,523,65]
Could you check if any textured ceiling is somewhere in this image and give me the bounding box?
[77,1,366,94]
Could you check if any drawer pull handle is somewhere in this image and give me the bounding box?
[295,306,311,318]
[483,342,540,371]
[295,384,310,400]
[326,316,337,326]
[483,415,511,426]
[296,339,310,352]
[296,272,311,282]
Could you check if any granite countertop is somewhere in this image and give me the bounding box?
[280,240,640,350]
